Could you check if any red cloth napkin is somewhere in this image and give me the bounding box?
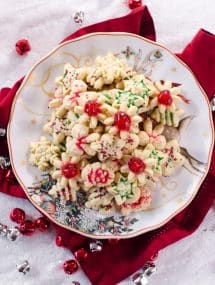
[0,6,215,285]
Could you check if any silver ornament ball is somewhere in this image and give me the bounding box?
[132,272,149,285]
[16,260,30,275]
[0,128,6,137]
[73,11,85,24]
[89,240,103,252]
[7,227,21,241]
[211,95,215,111]
[142,261,157,276]
[0,223,8,237]
[0,156,11,169]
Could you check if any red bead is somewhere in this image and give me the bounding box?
[128,157,146,174]
[74,248,88,262]
[61,162,79,179]
[56,235,64,247]
[35,217,50,232]
[114,111,131,131]
[63,260,79,275]
[19,220,35,236]
[5,169,17,184]
[15,39,31,55]
[10,208,26,224]
[128,0,142,9]
[108,238,120,245]
[84,100,101,117]
[158,90,173,106]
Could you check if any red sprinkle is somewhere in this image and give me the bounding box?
[128,157,146,174]
[76,136,87,151]
[84,100,101,116]
[61,162,79,179]
[158,90,173,106]
[114,111,131,131]
[87,168,110,184]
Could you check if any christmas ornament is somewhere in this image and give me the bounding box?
[74,248,88,262]
[0,156,10,169]
[108,238,120,245]
[0,223,8,236]
[132,261,156,285]
[73,11,85,24]
[15,39,31,55]
[35,217,50,232]
[63,259,79,274]
[211,95,215,111]
[132,272,148,285]
[89,240,103,252]
[0,128,6,137]
[127,0,142,9]
[16,260,30,274]
[56,235,64,247]
[142,261,157,276]
[5,169,17,184]
[7,227,21,241]
[10,208,26,224]
[19,220,35,236]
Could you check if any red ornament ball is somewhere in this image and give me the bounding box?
[84,100,101,117]
[63,259,79,275]
[19,220,35,236]
[114,111,131,131]
[128,0,142,9]
[74,248,88,262]
[35,217,50,232]
[10,208,26,224]
[128,157,146,174]
[61,162,79,179]
[15,39,31,55]
[56,235,64,247]
[158,90,173,106]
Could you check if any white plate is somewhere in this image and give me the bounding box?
[7,32,214,239]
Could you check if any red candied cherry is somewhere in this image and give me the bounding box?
[128,157,146,174]
[61,162,79,179]
[63,259,79,274]
[84,100,101,116]
[10,208,26,224]
[114,111,131,131]
[158,90,173,106]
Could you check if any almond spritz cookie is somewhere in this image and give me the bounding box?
[29,53,188,214]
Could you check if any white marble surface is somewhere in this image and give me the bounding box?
[0,1,215,284]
